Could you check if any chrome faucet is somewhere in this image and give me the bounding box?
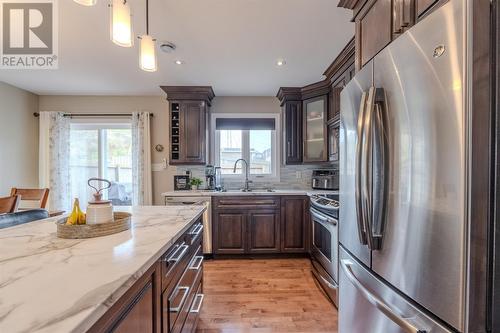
[233,158,252,192]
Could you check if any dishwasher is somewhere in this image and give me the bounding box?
[164,196,212,255]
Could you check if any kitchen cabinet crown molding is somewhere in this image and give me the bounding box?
[323,37,356,83]
[337,0,363,10]
[276,81,331,105]
[160,86,215,106]
[276,87,302,106]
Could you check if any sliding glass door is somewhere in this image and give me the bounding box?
[69,123,132,210]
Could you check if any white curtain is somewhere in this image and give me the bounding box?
[132,112,153,205]
[38,112,71,211]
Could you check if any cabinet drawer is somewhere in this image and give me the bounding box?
[213,196,280,210]
[163,246,203,333]
[161,218,203,291]
[181,280,203,333]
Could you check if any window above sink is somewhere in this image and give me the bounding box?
[211,113,280,182]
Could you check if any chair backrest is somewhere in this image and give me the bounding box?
[0,195,20,214]
[10,188,50,209]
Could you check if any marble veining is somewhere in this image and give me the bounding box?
[0,206,205,333]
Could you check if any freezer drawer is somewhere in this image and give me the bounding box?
[339,246,452,333]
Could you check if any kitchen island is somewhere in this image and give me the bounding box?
[0,206,205,333]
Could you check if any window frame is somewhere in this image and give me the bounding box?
[211,113,280,182]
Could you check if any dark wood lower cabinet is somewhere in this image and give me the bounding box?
[281,197,309,253]
[248,211,281,253]
[213,212,246,254]
[213,196,309,255]
[114,282,155,333]
[88,218,204,333]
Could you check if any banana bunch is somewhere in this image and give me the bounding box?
[67,198,86,225]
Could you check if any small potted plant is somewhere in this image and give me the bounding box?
[189,177,203,191]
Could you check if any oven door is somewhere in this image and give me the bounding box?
[310,206,338,282]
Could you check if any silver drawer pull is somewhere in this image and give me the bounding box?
[189,256,204,271]
[189,224,203,237]
[190,294,204,314]
[170,286,190,313]
[165,243,189,263]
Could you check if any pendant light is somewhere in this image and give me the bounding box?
[110,0,133,47]
[139,0,157,72]
[74,0,97,5]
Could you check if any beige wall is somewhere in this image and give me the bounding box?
[38,95,173,205]
[37,95,281,204]
[211,96,280,114]
[0,82,39,196]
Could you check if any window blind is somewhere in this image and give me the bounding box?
[215,118,275,130]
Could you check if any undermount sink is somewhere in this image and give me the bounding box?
[225,189,276,193]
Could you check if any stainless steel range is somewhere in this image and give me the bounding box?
[309,193,339,307]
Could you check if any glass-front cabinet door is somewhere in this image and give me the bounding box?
[303,96,327,162]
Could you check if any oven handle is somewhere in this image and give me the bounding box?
[341,259,427,333]
[310,207,337,226]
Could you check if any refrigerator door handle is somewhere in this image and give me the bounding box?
[361,87,375,250]
[340,259,428,333]
[355,91,369,245]
[364,87,388,251]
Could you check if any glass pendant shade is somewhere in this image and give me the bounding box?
[110,0,133,47]
[74,0,97,6]
[139,35,157,72]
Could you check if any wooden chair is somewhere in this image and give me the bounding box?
[10,188,50,209]
[0,195,21,214]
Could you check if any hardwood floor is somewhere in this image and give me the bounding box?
[196,258,338,333]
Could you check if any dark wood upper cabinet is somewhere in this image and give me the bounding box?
[182,101,206,164]
[393,0,416,37]
[356,0,393,69]
[277,38,354,166]
[248,211,281,253]
[416,0,438,17]
[303,95,328,163]
[281,197,309,253]
[160,86,215,165]
[283,100,303,164]
[338,0,446,71]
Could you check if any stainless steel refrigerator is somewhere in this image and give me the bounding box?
[339,0,494,332]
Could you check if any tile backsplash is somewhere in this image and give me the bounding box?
[175,164,333,190]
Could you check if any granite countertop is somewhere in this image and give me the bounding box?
[0,205,205,333]
[161,189,339,197]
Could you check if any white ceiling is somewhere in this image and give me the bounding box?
[0,0,354,96]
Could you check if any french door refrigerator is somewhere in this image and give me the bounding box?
[339,0,491,332]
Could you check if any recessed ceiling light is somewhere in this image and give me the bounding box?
[276,59,286,66]
[175,60,184,65]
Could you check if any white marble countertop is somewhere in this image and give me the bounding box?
[161,189,339,197]
[0,205,205,333]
